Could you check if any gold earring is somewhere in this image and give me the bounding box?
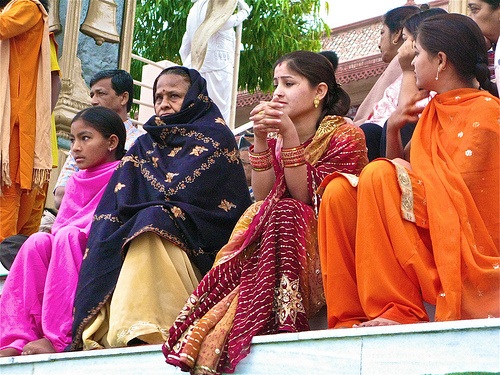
[313,96,320,108]
[435,67,440,81]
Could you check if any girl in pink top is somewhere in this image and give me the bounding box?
[0,106,126,356]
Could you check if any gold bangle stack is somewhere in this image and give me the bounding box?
[281,145,306,168]
[248,148,273,171]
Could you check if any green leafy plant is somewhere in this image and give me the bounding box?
[131,0,329,102]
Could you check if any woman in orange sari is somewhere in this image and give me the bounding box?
[318,13,499,329]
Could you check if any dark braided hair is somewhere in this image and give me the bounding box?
[403,7,447,37]
[417,13,498,97]
[72,106,127,159]
[383,5,420,33]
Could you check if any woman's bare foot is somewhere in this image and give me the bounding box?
[21,338,56,355]
[0,348,20,357]
[353,317,400,327]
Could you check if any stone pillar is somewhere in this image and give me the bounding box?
[54,0,91,135]
[52,0,137,136]
[119,0,136,72]
[49,0,62,33]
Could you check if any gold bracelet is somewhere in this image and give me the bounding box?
[283,161,306,168]
[281,145,304,154]
[281,145,306,168]
[249,148,273,171]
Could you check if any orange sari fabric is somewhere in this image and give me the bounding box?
[319,88,499,328]
[411,89,499,320]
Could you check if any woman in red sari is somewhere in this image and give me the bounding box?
[163,51,368,374]
[318,13,499,329]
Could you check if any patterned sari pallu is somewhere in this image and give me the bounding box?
[163,115,368,374]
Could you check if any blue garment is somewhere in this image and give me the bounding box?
[71,67,251,350]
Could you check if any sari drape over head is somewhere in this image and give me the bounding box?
[71,67,252,350]
[163,116,368,374]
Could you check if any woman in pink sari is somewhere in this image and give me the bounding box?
[0,106,126,356]
[163,51,368,374]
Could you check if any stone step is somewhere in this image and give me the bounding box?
[1,318,499,374]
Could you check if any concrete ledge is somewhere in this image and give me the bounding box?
[241,318,500,374]
[1,318,499,374]
[0,345,171,375]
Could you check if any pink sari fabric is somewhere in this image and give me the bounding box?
[164,116,368,374]
[0,160,119,353]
